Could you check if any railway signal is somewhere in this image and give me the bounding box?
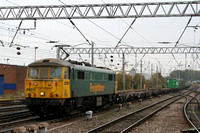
[16,47,21,55]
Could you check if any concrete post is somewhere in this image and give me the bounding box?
[13,126,26,133]
[56,47,61,59]
[140,60,143,89]
[26,124,38,133]
[38,122,49,133]
[91,41,94,67]
[122,53,125,90]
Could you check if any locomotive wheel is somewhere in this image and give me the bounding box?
[56,106,63,117]
[39,107,46,118]
[63,102,73,115]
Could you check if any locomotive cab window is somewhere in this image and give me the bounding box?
[50,67,61,78]
[77,71,84,80]
[40,67,49,79]
[108,74,113,81]
[28,67,38,78]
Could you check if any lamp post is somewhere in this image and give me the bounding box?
[34,47,38,61]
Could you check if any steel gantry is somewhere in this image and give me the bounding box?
[0,1,200,20]
[62,46,200,55]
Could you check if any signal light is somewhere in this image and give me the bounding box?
[48,83,51,86]
[55,82,58,86]
[33,93,36,97]
[29,82,31,86]
[35,82,38,86]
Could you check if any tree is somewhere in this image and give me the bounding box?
[152,72,164,88]
[144,79,152,89]
[116,72,132,90]
[168,69,200,81]
[132,73,146,89]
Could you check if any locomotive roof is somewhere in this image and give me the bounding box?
[73,64,115,74]
[28,58,72,67]
[28,58,115,74]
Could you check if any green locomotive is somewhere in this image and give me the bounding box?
[25,58,117,116]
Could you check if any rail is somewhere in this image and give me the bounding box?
[87,94,186,133]
[0,105,26,112]
[184,92,200,133]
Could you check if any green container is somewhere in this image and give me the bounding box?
[167,79,179,88]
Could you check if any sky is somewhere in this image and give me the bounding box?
[0,0,200,77]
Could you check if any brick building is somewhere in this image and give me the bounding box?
[0,64,27,96]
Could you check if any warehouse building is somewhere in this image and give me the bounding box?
[0,64,27,96]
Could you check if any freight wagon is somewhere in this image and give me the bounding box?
[167,79,179,88]
[167,79,186,89]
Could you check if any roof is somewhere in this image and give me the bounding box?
[28,58,115,74]
[28,58,72,67]
[73,64,115,74]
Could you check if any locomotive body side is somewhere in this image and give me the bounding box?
[70,65,116,97]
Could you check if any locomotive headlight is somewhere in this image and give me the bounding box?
[40,91,45,96]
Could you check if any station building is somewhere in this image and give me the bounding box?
[0,64,27,96]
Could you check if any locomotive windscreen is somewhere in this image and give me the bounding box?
[28,67,62,79]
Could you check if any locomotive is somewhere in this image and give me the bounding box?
[25,58,117,116]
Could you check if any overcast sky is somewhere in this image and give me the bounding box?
[0,0,200,77]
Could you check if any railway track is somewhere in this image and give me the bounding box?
[0,103,29,122]
[184,91,200,133]
[0,116,40,133]
[0,99,24,107]
[0,105,27,112]
[0,89,193,132]
[0,109,31,121]
[0,103,39,132]
[87,93,188,133]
